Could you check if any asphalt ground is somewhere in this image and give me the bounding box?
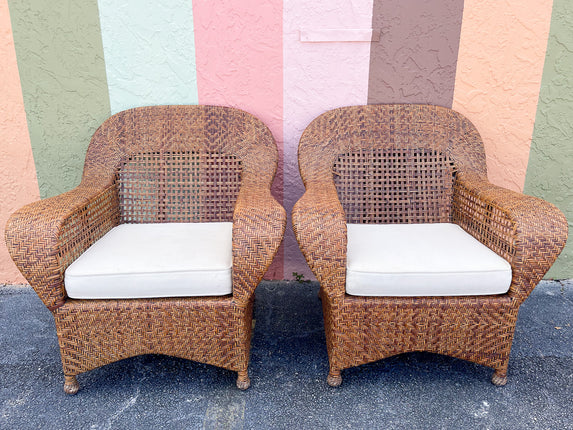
[1,280,572,429]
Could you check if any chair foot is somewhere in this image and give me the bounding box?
[236,371,250,390]
[327,370,342,387]
[64,376,80,395]
[491,370,507,386]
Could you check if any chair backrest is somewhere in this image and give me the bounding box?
[118,151,242,223]
[298,104,487,224]
[81,105,277,223]
[333,147,455,223]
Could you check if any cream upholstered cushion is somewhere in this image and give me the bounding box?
[346,223,512,296]
[65,222,233,299]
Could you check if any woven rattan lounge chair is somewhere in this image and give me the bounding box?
[5,105,286,393]
[292,104,568,387]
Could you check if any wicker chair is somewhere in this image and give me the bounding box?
[292,104,568,387]
[5,105,286,393]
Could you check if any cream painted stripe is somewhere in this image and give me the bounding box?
[452,0,554,192]
[0,0,40,283]
[283,0,373,280]
[98,0,198,114]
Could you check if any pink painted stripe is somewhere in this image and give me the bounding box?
[452,0,553,192]
[284,0,374,280]
[193,0,284,278]
[0,0,41,283]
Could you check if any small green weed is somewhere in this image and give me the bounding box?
[292,272,307,283]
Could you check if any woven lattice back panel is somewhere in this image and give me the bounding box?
[333,148,455,224]
[118,151,242,223]
[298,105,487,190]
[83,106,277,192]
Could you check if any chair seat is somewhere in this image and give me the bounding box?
[65,222,233,299]
[346,223,512,296]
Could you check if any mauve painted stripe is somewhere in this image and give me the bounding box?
[193,0,284,278]
[368,0,464,106]
[453,0,553,191]
[284,0,373,280]
[98,0,198,113]
[8,0,111,198]
[1,0,40,283]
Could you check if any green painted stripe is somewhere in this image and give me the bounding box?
[8,0,111,198]
[524,0,573,278]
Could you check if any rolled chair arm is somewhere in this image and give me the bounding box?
[4,184,120,310]
[232,185,286,305]
[453,173,568,303]
[292,183,347,300]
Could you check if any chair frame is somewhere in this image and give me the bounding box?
[292,104,568,387]
[6,105,286,393]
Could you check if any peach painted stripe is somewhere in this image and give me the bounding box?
[193,0,284,278]
[452,0,553,192]
[0,0,40,283]
[284,0,374,280]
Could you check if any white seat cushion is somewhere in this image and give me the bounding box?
[65,222,233,299]
[346,223,512,296]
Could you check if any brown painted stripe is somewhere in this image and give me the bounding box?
[368,0,464,107]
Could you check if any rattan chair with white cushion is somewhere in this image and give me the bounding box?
[6,105,286,393]
[292,104,568,387]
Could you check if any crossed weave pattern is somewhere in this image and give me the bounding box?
[334,148,455,224]
[292,104,568,386]
[5,105,286,392]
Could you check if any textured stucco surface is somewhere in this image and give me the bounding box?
[524,0,573,278]
[0,2,571,283]
[453,0,553,192]
[8,0,111,198]
[193,0,284,278]
[0,0,40,283]
[283,0,373,280]
[368,0,464,106]
[98,0,198,114]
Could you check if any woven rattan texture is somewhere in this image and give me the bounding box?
[334,148,454,224]
[58,185,121,277]
[292,104,568,385]
[5,105,286,391]
[322,295,518,371]
[55,297,253,375]
[119,151,242,223]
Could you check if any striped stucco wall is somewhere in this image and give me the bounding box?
[0,0,40,283]
[283,0,373,280]
[1,0,571,283]
[524,0,573,278]
[194,0,284,278]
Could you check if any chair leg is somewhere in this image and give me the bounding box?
[491,369,507,386]
[63,375,80,394]
[327,368,342,387]
[236,370,251,390]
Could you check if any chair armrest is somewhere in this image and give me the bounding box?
[292,183,347,300]
[232,185,286,305]
[453,173,568,303]
[4,184,120,310]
